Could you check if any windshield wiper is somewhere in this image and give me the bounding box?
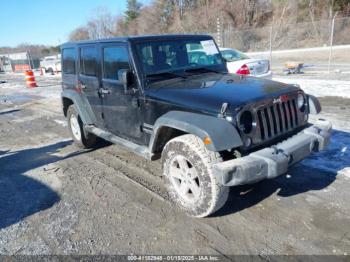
[184,67,222,74]
[146,71,186,79]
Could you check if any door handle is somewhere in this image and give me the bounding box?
[77,81,86,90]
[100,88,110,94]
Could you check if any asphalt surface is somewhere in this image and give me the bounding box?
[0,73,349,256]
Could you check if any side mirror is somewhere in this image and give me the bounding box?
[118,69,134,94]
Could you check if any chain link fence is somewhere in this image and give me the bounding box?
[212,16,350,78]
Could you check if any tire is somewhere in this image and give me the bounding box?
[67,105,97,148]
[47,68,54,74]
[162,134,229,217]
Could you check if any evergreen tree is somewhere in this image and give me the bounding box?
[125,0,142,23]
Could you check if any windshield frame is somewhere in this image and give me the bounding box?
[131,37,227,86]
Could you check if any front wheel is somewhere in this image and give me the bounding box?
[67,105,97,148]
[162,134,229,217]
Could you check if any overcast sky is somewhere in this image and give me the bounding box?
[1,0,151,47]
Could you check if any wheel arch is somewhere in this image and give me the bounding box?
[61,90,96,125]
[62,96,73,117]
[149,111,243,154]
[307,94,321,114]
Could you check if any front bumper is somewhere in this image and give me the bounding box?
[213,119,332,186]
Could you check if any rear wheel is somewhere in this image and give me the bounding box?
[162,134,229,217]
[47,67,54,74]
[67,105,97,148]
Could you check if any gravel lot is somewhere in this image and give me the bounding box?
[0,72,349,256]
[249,45,350,81]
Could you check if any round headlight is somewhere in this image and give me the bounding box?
[239,111,253,134]
[297,93,305,109]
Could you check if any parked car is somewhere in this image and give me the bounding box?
[188,50,220,65]
[220,47,272,78]
[61,35,331,217]
[55,60,61,72]
[40,55,61,74]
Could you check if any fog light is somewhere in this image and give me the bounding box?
[225,116,233,122]
[244,137,252,147]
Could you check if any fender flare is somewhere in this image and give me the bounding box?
[61,90,96,125]
[149,111,243,152]
[307,94,321,114]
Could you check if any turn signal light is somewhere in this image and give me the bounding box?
[203,136,212,145]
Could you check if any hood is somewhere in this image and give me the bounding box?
[145,73,300,116]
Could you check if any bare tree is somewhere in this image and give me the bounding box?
[67,0,350,45]
[69,26,90,41]
[86,8,116,39]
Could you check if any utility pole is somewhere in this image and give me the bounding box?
[216,17,221,47]
[269,25,273,66]
[328,11,338,75]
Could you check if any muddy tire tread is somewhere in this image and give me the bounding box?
[67,105,97,149]
[162,134,229,217]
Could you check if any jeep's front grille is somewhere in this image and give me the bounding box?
[256,98,301,141]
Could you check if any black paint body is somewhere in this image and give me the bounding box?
[61,35,306,152]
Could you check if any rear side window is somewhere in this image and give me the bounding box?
[62,48,76,74]
[80,46,97,76]
[103,46,130,80]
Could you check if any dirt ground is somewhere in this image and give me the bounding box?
[0,73,349,256]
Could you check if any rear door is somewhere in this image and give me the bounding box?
[78,45,104,126]
[100,43,144,143]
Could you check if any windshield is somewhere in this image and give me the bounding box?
[134,38,226,78]
[220,49,250,62]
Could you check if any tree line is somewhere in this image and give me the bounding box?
[68,0,350,41]
[0,44,60,57]
[2,0,349,55]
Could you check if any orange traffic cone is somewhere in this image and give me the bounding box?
[25,70,37,88]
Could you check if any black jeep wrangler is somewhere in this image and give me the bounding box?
[61,35,331,217]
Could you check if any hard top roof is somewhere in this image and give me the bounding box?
[61,34,213,48]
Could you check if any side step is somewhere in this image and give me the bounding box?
[85,125,153,160]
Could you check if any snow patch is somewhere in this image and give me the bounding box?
[273,77,350,98]
[0,83,23,89]
[301,130,350,177]
[247,44,350,56]
[54,119,67,127]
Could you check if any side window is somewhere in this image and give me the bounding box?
[141,46,153,66]
[62,48,76,74]
[80,46,97,76]
[103,46,130,80]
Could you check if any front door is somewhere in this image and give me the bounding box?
[78,45,104,127]
[100,44,144,143]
